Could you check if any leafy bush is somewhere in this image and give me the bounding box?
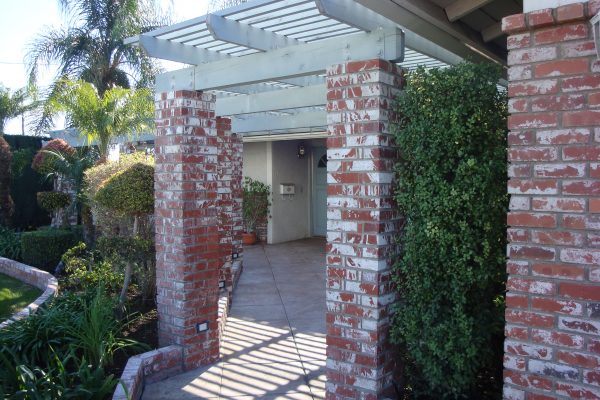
[31,138,75,175]
[242,177,271,233]
[21,229,77,272]
[0,136,13,226]
[84,153,153,236]
[0,225,21,261]
[97,237,156,300]
[36,191,71,211]
[95,162,154,216]
[61,242,123,294]
[0,289,144,398]
[391,63,508,398]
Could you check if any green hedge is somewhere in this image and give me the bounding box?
[391,63,508,398]
[4,134,52,230]
[21,229,78,273]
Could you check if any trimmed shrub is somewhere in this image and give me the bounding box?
[391,63,508,398]
[0,136,13,226]
[21,229,78,272]
[0,225,21,261]
[31,138,75,175]
[37,191,71,211]
[94,163,154,216]
[84,153,153,236]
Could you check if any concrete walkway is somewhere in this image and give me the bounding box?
[143,238,327,400]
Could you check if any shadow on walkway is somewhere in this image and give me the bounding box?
[143,238,327,400]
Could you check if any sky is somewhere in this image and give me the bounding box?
[0,0,211,134]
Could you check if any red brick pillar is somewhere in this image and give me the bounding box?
[231,131,243,279]
[325,59,404,400]
[503,3,600,399]
[217,117,234,295]
[154,90,220,370]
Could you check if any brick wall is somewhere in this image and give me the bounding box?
[154,90,221,370]
[325,59,404,400]
[217,117,234,296]
[503,3,600,399]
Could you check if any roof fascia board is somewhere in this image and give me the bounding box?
[355,0,505,66]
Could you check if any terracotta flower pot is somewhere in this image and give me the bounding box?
[242,232,257,245]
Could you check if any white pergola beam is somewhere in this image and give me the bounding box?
[482,22,503,43]
[217,85,326,116]
[318,0,464,66]
[445,0,494,22]
[155,28,404,92]
[206,14,300,51]
[138,35,229,64]
[232,110,326,134]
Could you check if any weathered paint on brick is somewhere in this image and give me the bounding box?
[503,2,600,399]
[325,59,403,400]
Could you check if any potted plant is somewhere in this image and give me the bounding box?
[242,177,270,245]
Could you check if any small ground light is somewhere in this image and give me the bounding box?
[196,321,209,333]
[218,280,225,289]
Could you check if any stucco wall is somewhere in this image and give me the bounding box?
[242,142,268,183]
[269,140,310,244]
[242,140,312,244]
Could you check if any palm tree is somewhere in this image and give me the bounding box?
[0,86,31,135]
[27,0,168,133]
[49,79,154,160]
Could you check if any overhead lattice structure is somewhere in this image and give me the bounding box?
[126,0,504,136]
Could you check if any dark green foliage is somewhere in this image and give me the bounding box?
[242,177,271,232]
[0,226,21,261]
[21,229,77,272]
[0,289,144,398]
[36,191,71,211]
[391,63,508,398]
[0,136,13,226]
[95,163,154,216]
[4,135,51,230]
[61,242,123,294]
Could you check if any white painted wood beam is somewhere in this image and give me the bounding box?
[206,14,300,51]
[155,28,404,92]
[138,35,229,64]
[232,110,326,134]
[217,85,326,116]
[445,0,494,22]
[482,22,503,43]
[355,0,505,66]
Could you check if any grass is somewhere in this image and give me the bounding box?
[0,273,42,321]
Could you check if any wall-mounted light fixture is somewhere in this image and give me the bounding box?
[297,143,306,158]
[593,12,600,59]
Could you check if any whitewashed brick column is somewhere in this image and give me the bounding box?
[217,117,234,295]
[503,2,600,399]
[325,59,404,400]
[154,90,220,370]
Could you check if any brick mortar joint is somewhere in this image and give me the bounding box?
[503,1,596,34]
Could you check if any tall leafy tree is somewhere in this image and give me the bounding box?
[49,79,153,160]
[27,0,167,133]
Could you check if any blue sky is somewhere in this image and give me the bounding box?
[0,0,210,134]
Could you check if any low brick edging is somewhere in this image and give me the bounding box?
[114,282,236,400]
[0,257,59,329]
[112,345,184,400]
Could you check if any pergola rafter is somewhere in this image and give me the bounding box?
[127,0,505,134]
